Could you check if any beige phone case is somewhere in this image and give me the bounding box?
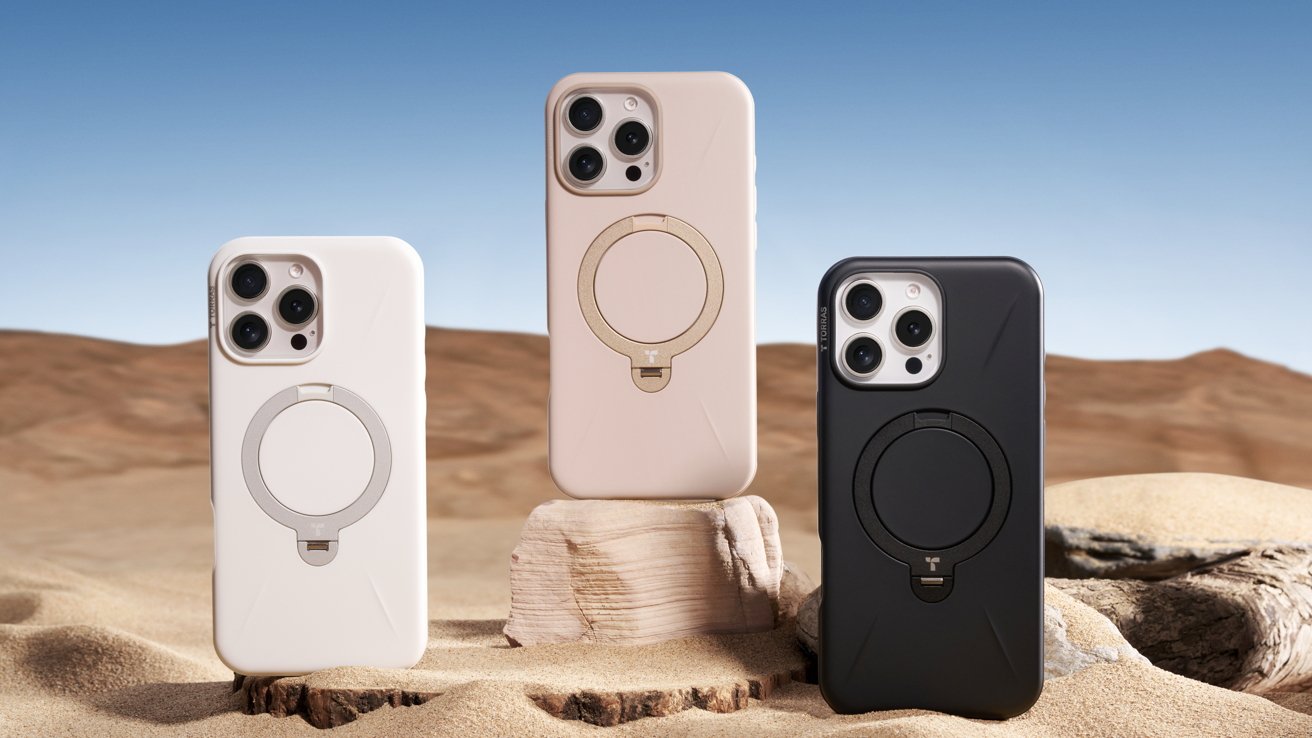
[546,72,757,499]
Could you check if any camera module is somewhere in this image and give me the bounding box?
[844,281,883,322]
[568,146,604,182]
[278,288,317,325]
[567,96,603,132]
[895,309,933,348]
[844,335,883,376]
[231,314,269,351]
[614,120,651,157]
[230,263,268,300]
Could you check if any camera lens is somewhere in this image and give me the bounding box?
[844,282,883,321]
[278,288,317,325]
[568,146,604,182]
[896,310,933,348]
[230,263,267,300]
[614,121,651,157]
[567,96,603,132]
[844,336,883,376]
[231,314,269,351]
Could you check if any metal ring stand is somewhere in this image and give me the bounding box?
[577,214,723,392]
[241,384,392,566]
[852,410,1011,602]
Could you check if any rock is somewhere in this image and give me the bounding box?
[796,586,819,658]
[795,584,1148,682]
[1052,546,1312,693]
[1046,473,1312,579]
[776,561,815,621]
[504,496,784,647]
[234,619,808,728]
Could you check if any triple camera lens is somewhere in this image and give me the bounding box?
[226,259,317,353]
[231,314,269,351]
[840,280,934,377]
[565,96,652,184]
[567,96,603,132]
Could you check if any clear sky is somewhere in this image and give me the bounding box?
[2,2,1309,371]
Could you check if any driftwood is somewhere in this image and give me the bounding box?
[234,667,809,729]
[233,674,438,729]
[504,496,784,647]
[524,665,809,727]
[232,622,809,728]
[1052,547,1312,693]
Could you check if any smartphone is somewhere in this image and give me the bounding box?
[816,257,1044,718]
[545,72,757,499]
[209,236,427,675]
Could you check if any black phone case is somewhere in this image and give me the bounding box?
[817,257,1044,718]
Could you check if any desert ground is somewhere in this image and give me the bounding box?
[1,328,1311,736]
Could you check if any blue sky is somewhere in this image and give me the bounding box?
[2,2,1309,371]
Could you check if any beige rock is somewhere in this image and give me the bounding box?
[796,586,819,658]
[776,561,815,622]
[504,496,784,647]
[1052,546,1312,693]
[1046,473,1312,579]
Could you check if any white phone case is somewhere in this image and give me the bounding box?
[209,236,427,676]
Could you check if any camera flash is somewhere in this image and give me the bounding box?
[289,264,304,279]
[906,283,921,299]
[624,96,638,111]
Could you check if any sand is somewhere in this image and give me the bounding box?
[4,558,1309,736]
[2,328,1312,736]
[1048,472,1312,547]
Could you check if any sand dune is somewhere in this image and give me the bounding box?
[3,329,1309,512]
[1,328,1310,735]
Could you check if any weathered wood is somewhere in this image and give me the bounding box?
[232,622,809,728]
[526,666,810,727]
[232,674,439,728]
[1052,547,1312,693]
[504,496,785,647]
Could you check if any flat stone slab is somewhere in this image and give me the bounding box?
[1046,473,1312,579]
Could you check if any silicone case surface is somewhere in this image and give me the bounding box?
[546,72,757,499]
[210,237,427,675]
[817,257,1044,718]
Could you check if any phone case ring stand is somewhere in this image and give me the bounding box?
[852,410,1010,603]
[576,213,724,393]
[241,383,391,566]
